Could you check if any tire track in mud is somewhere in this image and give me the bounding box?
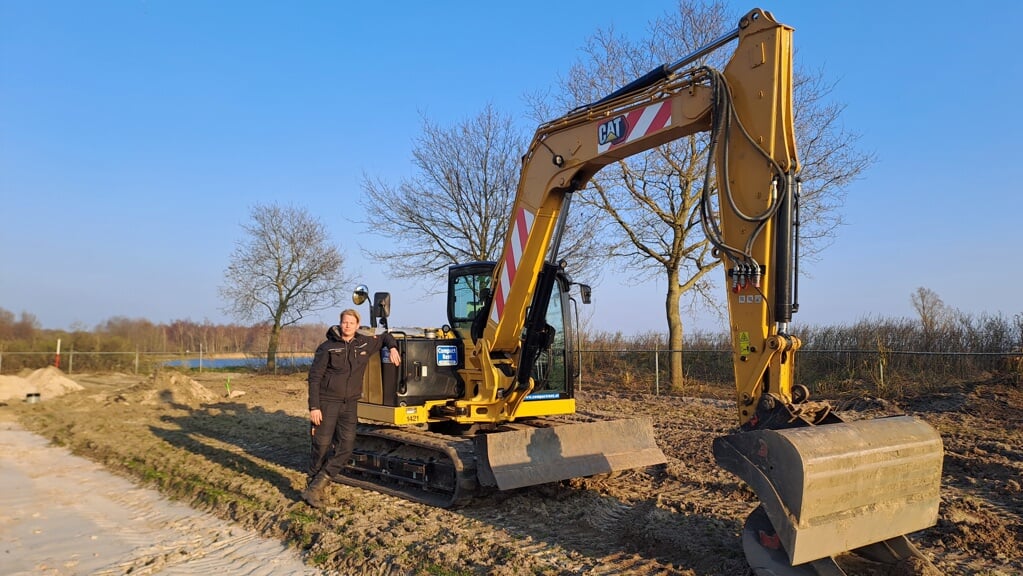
[454,468,752,575]
[424,390,760,574]
[462,493,674,574]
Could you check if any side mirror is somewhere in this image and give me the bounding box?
[373,292,391,319]
[578,284,592,305]
[372,292,391,329]
[353,285,370,305]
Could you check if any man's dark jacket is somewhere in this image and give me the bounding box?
[307,326,398,410]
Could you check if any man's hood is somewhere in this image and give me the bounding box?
[326,325,343,341]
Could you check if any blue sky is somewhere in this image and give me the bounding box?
[1,1,1020,336]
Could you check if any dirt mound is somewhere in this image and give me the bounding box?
[27,366,85,397]
[117,371,218,408]
[0,366,83,402]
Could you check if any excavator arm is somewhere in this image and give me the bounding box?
[462,7,943,574]
[466,9,799,419]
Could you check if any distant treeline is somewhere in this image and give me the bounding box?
[583,310,1023,353]
[2,307,1021,388]
[580,310,1023,394]
[0,308,328,361]
[2,307,1020,356]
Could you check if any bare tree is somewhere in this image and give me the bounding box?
[360,104,606,290]
[220,203,347,370]
[360,104,524,282]
[911,286,952,345]
[528,1,871,390]
[0,308,40,341]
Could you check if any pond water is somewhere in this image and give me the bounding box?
[164,356,313,369]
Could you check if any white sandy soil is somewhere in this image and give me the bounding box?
[0,419,321,576]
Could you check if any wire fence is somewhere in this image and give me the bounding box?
[3,347,1020,398]
[0,351,313,375]
[577,347,1023,396]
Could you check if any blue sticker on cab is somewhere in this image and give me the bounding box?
[436,345,458,366]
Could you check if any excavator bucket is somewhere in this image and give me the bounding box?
[713,415,943,568]
[475,417,666,490]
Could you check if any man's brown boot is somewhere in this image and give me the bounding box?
[301,474,330,508]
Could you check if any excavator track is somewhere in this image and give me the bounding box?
[337,416,665,508]
[338,424,480,508]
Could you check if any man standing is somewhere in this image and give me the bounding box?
[302,308,401,508]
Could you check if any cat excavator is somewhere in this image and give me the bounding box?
[345,8,944,574]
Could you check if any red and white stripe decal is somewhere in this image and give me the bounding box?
[597,100,672,154]
[492,208,535,324]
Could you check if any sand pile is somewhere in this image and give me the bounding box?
[121,371,218,408]
[28,366,85,396]
[0,366,84,402]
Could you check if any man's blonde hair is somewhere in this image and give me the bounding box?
[340,308,361,325]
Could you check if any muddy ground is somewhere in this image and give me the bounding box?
[2,368,1020,575]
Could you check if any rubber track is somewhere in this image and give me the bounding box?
[334,424,480,508]
[337,417,618,508]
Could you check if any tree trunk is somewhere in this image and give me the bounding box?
[665,266,685,391]
[266,321,280,371]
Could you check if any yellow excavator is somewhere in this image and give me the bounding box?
[346,8,944,574]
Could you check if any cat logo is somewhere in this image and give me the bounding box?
[598,115,628,147]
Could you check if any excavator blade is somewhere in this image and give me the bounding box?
[475,417,666,490]
[713,415,943,569]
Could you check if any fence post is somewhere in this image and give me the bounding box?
[879,354,885,390]
[68,348,74,374]
[577,340,584,392]
[134,349,139,374]
[654,340,660,396]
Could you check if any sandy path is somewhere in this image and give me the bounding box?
[0,421,321,576]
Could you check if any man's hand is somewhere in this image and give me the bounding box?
[389,347,401,366]
[310,408,323,426]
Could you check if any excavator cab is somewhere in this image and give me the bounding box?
[448,261,575,400]
[447,262,492,341]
